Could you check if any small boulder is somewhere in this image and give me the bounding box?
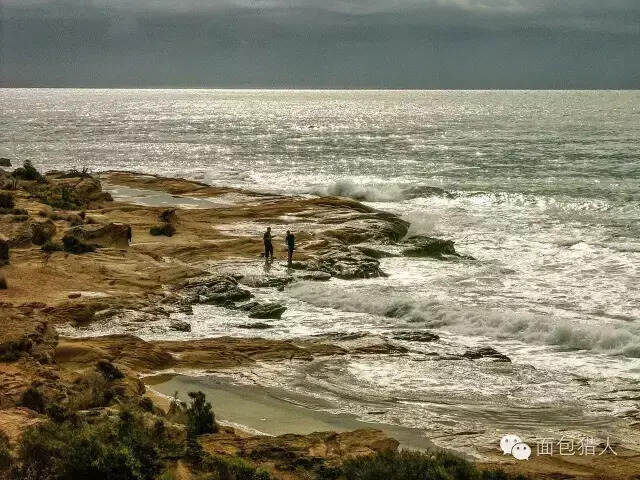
[462,347,511,362]
[240,276,292,289]
[237,322,273,330]
[0,158,11,167]
[169,320,191,332]
[392,331,440,342]
[192,276,252,305]
[296,270,331,281]
[239,301,287,319]
[402,236,458,258]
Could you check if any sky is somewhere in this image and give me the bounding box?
[1,0,639,88]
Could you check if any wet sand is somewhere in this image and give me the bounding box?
[146,373,439,453]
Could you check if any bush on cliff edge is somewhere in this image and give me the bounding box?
[185,391,218,436]
[13,409,165,480]
[12,160,45,183]
[324,449,528,480]
[62,235,96,254]
[0,430,11,473]
[0,192,15,209]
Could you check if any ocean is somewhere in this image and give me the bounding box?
[2,88,639,453]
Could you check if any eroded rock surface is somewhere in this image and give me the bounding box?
[201,427,399,471]
[66,222,131,249]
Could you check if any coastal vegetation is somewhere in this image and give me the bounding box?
[150,222,176,237]
[12,160,45,183]
[0,192,15,209]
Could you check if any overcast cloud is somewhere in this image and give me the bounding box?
[1,0,638,88]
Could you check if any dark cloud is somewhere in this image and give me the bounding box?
[1,0,639,87]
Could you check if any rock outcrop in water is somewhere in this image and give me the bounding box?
[169,320,191,332]
[184,275,253,306]
[308,246,386,279]
[402,235,457,258]
[392,330,440,343]
[462,347,511,362]
[239,301,287,319]
[401,235,474,260]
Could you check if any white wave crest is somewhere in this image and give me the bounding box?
[310,179,451,202]
[287,283,640,358]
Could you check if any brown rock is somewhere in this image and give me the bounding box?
[66,222,131,249]
[201,428,399,471]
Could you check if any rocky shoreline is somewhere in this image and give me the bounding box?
[1,165,638,479]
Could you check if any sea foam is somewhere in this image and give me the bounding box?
[287,282,640,358]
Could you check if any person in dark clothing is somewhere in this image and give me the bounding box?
[127,225,132,244]
[263,227,274,261]
[285,230,295,265]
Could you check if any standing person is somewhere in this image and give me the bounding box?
[263,227,274,261]
[285,230,295,265]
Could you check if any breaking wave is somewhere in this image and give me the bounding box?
[309,179,453,202]
[287,283,640,358]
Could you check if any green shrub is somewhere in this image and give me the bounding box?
[139,397,154,412]
[62,235,95,254]
[12,160,45,183]
[0,430,12,473]
[185,391,217,436]
[336,450,526,480]
[185,437,205,464]
[19,387,46,414]
[96,359,124,381]
[167,392,187,425]
[45,403,76,424]
[68,372,114,411]
[32,184,85,210]
[58,167,92,179]
[150,223,176,237]
[15,409,166,480]
[0,192,14,209]
[41,240,63,253]
[201,453,271,480]
[0,208,27,216]
[0,338,30,361]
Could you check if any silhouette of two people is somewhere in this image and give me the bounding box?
[263,227,295,265]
